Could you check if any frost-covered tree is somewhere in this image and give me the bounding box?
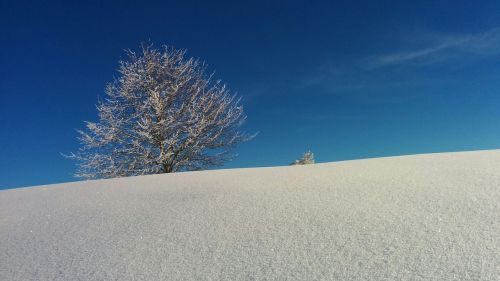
[290,150,315,165]
[67,45,252,179]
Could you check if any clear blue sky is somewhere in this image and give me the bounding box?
[2,0,500,188]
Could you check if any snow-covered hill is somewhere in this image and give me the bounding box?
[1,150,499,280]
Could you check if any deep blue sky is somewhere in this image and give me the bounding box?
[2,0,500,188]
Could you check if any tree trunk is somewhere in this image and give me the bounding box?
[163,163,172,173]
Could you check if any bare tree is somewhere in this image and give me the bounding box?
[67,45,252,179]
[290,150,315,165]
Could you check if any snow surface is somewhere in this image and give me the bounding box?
[1,150,499,280]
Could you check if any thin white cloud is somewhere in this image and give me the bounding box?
[367,28,500,69]
[256,27,500,106]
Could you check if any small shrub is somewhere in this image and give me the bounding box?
[290,150,315,165]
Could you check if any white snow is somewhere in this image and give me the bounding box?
[1,150,499,280]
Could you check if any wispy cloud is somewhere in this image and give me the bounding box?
[245,27,500,107]
[367,28,500,69]
[300,27,500,98]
